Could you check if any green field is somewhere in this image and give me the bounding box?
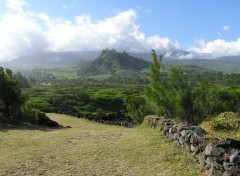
[0,114,206,176]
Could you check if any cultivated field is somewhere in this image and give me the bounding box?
[0,114,206,176]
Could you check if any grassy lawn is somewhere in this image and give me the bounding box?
[0,114,206,176]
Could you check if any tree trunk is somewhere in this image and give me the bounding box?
[3,103,10,121]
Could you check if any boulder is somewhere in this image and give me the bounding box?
[205,144,214,156]
[211,147,225,157]
[230,154,240,163]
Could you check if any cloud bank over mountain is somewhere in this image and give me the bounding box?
[0,0,180,61]
[190,39,240,58]
[0,0,240,61]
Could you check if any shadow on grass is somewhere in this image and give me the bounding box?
[0,123,65,132]
[0,116,67,132]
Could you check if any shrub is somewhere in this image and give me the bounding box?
[19,105,59,127]
[126,96,152,124]
[210,112,240,131]
[25,99,51,112]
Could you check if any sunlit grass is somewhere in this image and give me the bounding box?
[0,113,206,176]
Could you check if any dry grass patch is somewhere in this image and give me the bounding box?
[0,113,205,176]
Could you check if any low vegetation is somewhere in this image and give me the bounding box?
[0,113,205,176]
[200,112,240,140]
[23,83,142,115]
[210,112,240,131]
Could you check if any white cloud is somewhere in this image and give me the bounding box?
[0,4,180,61]
[3,0,240,61]
[191,38,240,57]
[46,10,142,51]
[75,14,92,25]
[0,11,49,60]
[223,25,230,31]
[5,0,27,12]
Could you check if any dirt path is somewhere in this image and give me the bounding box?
[0,113,205,176]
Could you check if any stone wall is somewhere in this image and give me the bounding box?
[78,112,135,128]
[51,110,135,128]
[145,117,240,176]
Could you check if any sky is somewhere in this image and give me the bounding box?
[0,0,240,61]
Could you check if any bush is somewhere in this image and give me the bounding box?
[25,99,51,112]
[126,96,152,124]
[210,112,240,131]
[19,105,60,127]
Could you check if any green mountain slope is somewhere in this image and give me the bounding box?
[163,58,240,74]
[78,49,151,75]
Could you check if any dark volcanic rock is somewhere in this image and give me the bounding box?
[145,117,240,176]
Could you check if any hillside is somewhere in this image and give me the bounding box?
[163,57,240,74]
[78,49,151,76]
[132,52,240,74]
[0,51,99,70]
[0,113,204,176]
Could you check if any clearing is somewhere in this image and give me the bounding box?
[0,113,206,176]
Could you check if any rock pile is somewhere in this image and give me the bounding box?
[145,117,240,176]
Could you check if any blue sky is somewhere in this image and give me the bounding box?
[24,0,240,45]
[0,0,240,60]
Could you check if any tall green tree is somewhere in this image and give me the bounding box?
[194,79,219,117]
[0,67,23,121]
[13,72,30,88]
[169,67,195,123]
[125,96,151,124]
[145,50,173,118]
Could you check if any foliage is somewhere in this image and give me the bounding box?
[24,99,51,112]
[168,67,195,123]
[145,50,172,117]
[0,67,24,121]
[125,96,152,124]
[31,70,57,84]
[18,104,59,127]
[142,52,240,124]
[18,50,240,125]
[13,72,30,88]
[194,79,219,117]
[210,112,240,131]
[0,67,59,127]
[23,83,144,116]
[217,86,240,113]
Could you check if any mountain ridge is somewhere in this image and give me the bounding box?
[0,51,100,70]
[78,49,151,76]
[1,49,240,74]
